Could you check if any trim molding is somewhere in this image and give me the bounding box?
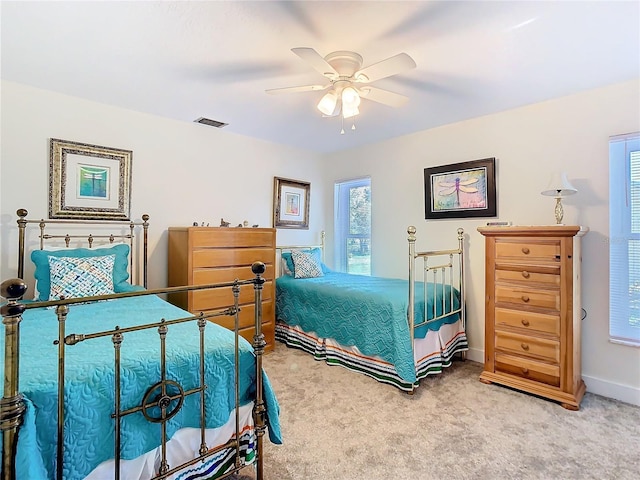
[470,348,639,406]
[583,374,640,407]
[465,347,484,364]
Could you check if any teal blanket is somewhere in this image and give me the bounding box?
[276,272,460,383]
[0,295,282,480]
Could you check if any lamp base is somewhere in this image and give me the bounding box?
[554,197,564,225]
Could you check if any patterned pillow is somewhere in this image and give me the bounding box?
[282,248,329,276]
[291,250,324,279]
[32,244,131,301]
[48,255,116,300]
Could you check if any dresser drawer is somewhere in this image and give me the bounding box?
[204,301,274,331]
[495,330,560,363]
[495,266,560,286]
[193,247,274,268]
[495,240,560,263]
[495,352,560,387]
[193,264,274,284]
[192,229,275,248]
[495,308,560,336]
[191,281,273,311]
[495,285,560,310]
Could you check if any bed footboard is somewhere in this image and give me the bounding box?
[408,226,466,370]
[0,264,269,480]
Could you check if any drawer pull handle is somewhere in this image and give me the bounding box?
[521,319,530,327]
[522,271,530,279]
[521,295,530,303]
[522,247,530,254]
[521,343,530,351]
[522,368,529,374]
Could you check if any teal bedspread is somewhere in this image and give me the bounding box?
[0,294,282,480]
[275,272,460,383]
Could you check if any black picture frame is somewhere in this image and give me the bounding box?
[424,157,496,219]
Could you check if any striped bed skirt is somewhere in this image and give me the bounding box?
[86,403,256,480]
[275,320,468,391]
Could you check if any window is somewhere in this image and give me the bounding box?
[334,177,371,275]
[609,133,640,346]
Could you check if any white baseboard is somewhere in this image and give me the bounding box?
[465,347,484,364]
[583,374,640,407]
[465,348,639,406]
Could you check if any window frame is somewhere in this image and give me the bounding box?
[334,177,371,275]
[609,133,640,346]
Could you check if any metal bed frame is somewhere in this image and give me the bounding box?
[0,209,269,480]
[276,225,466,392]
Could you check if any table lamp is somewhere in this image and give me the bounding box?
[541,172,577,224]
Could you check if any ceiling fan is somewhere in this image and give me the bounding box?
[266,48,416,122]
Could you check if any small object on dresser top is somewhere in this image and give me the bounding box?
[237,223,243,227]
[220,218,230,227]
[486,221,512,226]
[193,221,198,226]
[243,220,249,227]
[252,224,259,228]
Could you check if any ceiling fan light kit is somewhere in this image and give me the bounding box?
[317,91,339,116]
[266,47,416,132]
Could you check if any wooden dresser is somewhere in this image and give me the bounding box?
[167,227,276,352]
[477,225,588,410]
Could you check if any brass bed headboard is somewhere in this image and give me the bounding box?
[15,208,150,288]
[275,230,326,277]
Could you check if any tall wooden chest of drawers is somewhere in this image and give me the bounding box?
[167,227,276,352]
[477,226,588,410]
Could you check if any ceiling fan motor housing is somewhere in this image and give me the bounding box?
[324,51,364,78]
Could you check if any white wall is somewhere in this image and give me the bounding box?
[2,79,639,405]
[322,79,640,405]
[0,81,326,290]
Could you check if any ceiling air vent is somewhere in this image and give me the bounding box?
[194,117,228,128]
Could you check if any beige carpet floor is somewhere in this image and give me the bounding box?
[242,342,640,480]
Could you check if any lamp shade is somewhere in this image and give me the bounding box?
[541,172,577,197]
[317,91,339,116]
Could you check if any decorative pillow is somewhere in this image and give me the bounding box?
[282,248,330,276]
[48,255,115,300]
[31,244,130,301]
[291,250,324,279]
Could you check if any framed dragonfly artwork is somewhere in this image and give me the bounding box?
[424,157,496,219]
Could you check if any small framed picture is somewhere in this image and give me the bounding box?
[424,157,497,219]
[273,177,310,229]
[49,138,132,220]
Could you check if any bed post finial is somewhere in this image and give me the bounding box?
[142,215,150,288]
[1,279,28,478]
[16,210,28,280]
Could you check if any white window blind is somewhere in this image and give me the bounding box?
[609,133,640,346]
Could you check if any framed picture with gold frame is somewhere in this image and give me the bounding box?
[273,176,310,229]
[49,138,132,221]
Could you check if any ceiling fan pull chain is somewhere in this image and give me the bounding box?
[340,115,345,135]
[352,119,356,131]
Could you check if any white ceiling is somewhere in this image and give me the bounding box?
[2,1,639,154]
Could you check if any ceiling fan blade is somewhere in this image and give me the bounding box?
[265,84,330,95]
[358,86,409,107]
[354,53,416,83]
[291,47,339,78]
